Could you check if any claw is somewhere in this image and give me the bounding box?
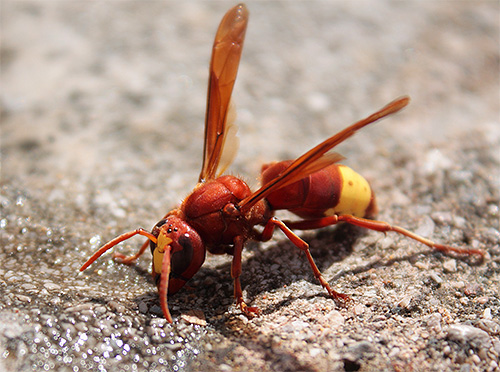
[328,289,352,308]
[112,252,137,265]
[237,299,261,318]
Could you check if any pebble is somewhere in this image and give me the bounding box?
[20,283,36,290]
[429,272,443,284]
[16,294,31,303]
[94,305,107,315]
[327,310,345,327]
[446,324,492,351]
[475,319,500,336]
[425,313,442,332]
[108,301,126,314]
[145,326,157,337]
[43,282,61,291]
[181,310,207,326]
[388,347,401,358]
[61,323,76,335]
[74,322,88,332]
[99,320,113,337]
[443,345,451,356]
[150,318,168,328]
[471,354,481,364]
[493,339,500,355]
[482,308,492,320]
[463,282,482,296]
[414,261,430,270]
[164,342,183,351]
[450,281,465,289]
[413,215,435,238]
[442,259,457,273]
[397,295,412,309]
[353,304,365,316]
[65,303,94,313]
[138,302,148,314]
[475,296,489,305]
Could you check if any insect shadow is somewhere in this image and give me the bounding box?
[118,221,480,320]
[240,223,365,314]
[161,223,367,318]
[118,224,363,319]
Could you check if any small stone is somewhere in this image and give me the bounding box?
[463,282,481,296]
[414,261,430,270]
[430,272,443,284]
[108,301,126,314]
[150,318,168,328]
[65,303,94,313]
[326,309,345,327]
[353,304,365,316]
[16,294,31,303]
[94,305,107,315]
[425,313,442,332]
[397,296,412,309]
[475,319,500,336]
[443,345,451,356]
[165,342,183,351]
[180,309,207,326]
[450,281,465,289]
[482,308,492,320]
[74,322,88,332]
[43,282,61,291]
[443,259,457,273]
[309,348,324,358]
[474,296,489,305]
[446,324,492,351]
[138,302,148,314]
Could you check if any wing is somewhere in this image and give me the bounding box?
[239,96,410,212]
[199,4,249,182]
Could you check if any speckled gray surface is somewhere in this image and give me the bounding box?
[1,1,499,371]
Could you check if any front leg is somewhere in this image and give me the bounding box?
[231,235,261,317]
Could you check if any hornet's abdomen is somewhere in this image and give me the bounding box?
[261,160,377,219]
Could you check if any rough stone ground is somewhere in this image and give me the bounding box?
[1,1,499,371]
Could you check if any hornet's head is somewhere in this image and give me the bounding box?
[150,215,206,322]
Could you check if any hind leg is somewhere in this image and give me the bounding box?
[258,217,351,305]
[283,215,485,257]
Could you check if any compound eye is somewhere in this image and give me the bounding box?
[170,234,194,278]
[149,219,166,253]
[154,218,168,230]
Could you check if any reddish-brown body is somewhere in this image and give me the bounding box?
[80,4,482,323]
[262,161,377,219]
[180,175,271,253]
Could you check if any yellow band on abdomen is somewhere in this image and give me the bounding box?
[325,165,372,217]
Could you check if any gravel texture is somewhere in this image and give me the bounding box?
[1,1,499,372]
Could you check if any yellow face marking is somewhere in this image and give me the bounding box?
[153,234,173,275]
[326,165,372,217]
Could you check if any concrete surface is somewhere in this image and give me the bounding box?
[1,1,499,371]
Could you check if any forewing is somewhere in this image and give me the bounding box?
[215,102,239,177]
[199,4,248,182]
[239,96,410,211]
